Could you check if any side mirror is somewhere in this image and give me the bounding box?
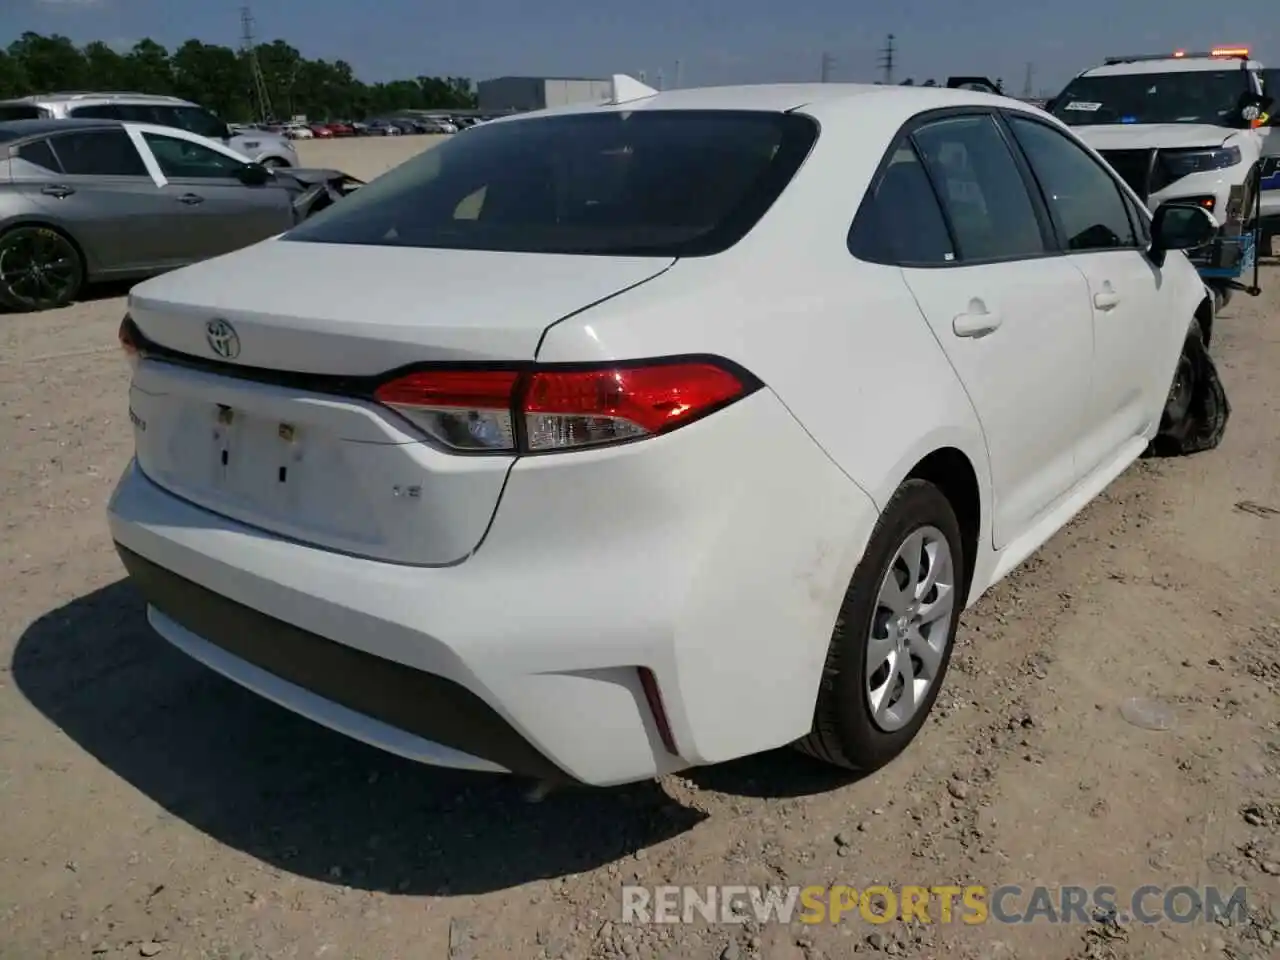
[1044,97,1059,113]
[236,162,271,186]
[1150,203,1218,265]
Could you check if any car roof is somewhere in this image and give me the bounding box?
[488,82,1017,123]
[0,117,125,139]
[1,91,192,106]
[1082,58,1263,76]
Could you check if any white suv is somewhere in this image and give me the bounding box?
[1047,49,1278,293]
[0,92,298,168]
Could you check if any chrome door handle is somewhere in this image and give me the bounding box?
[1093,291,1121,310]
[177,193,204,205]
[40,184,75,198]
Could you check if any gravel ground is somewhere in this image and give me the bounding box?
[1,139,1278,960]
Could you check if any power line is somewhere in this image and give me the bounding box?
[240,6,273,123]
[877,34,896,85]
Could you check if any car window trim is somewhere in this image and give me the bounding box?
[998,110,1147,256]
[847,106,1066,270]
[13,136,65,175]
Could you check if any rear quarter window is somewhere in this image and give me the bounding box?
[15,139,61,173]
[283,110,819,257]
[0,105,50,121]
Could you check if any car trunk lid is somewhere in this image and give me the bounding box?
[128,238,674,372]
[125,240,674,564]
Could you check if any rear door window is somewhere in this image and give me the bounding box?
[911,114,1048,261]
[47,129,149,177]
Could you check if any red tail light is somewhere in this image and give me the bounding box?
[372,358,756,454]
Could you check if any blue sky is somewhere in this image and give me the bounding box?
[6,0,1278,94]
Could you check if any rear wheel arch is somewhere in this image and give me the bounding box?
[903,447,981,600]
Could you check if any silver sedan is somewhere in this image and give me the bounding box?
[0,118,357,312]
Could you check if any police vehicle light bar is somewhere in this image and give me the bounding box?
[1104,47,1250,64]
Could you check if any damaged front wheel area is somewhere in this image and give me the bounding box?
[1149,323,1231,457]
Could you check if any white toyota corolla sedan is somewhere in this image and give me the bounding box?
[109,80,1222,787]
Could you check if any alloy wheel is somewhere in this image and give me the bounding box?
[0,227,82,311]
[866,525,956,732]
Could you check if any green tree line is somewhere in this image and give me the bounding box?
[0,32,477,120]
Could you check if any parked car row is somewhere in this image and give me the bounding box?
[270,115,496,139]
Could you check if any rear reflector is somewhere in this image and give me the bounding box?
[637,667,680,756]
[373,358,757,454]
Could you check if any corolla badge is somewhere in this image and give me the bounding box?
[205,318,241,359]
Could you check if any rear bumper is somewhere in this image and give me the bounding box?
[107,389,879,786]
[116,543,563,780]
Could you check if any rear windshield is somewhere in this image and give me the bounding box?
[283,110,819,257]
[0,105,49,121]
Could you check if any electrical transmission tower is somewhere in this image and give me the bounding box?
[240,6,274,123]
[1022,62,1035,98]
[877,34,896,85]
[820,52,835,82]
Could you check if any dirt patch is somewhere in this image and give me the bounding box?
[1,268,1277,959]
[295,134,445,182]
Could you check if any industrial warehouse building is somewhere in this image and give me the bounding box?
[477,76,612,113]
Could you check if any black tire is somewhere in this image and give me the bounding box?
[261,157,288,168]
[796,479,966,772]
[1151,322,1230,456]
[0,225,85,313]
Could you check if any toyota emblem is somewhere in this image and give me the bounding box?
[205,318,240,359]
